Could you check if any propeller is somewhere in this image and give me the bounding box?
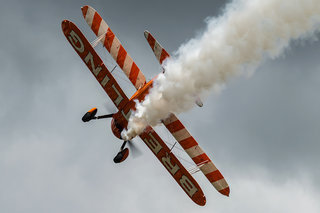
[126,140,142,158]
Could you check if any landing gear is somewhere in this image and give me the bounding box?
[81,108,136,163]
[81,107,114,122]
[113,141,129,163]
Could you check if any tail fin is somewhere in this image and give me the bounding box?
[144,30,170,65]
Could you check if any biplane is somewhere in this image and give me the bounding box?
[61,5,229,206]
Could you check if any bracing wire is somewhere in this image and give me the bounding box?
[91,35,203,174]
[91,33,105,48]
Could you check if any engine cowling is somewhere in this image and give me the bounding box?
[111,118,123,139]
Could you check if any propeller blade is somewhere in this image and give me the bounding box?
[127,140,142,158]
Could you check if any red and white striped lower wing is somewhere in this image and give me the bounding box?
[144,30,170,65]
[81,5,146,90]
[163,113,230,196]
[62,20,129,111]
[139,126,206,206]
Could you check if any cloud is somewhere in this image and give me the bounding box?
[123,0,320,139]
[0,0,320,212]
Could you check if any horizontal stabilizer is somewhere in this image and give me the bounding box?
[195,96,203,107]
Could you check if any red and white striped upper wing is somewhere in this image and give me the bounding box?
[144,30,170,65]
[81,5,146,90]
[163,113,230,196]
[61,20,129,111]
[144,31,230,196]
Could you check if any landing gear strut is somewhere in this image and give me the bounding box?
[81,108,131,163]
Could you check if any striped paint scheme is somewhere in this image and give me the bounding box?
[81,7,230,196]
[81,5,146,90]
[163,113,230,196]
[61,20,129,111]
[143,31,230,196]
[144,30,170,65]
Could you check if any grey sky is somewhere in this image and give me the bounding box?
[1,0,320,212]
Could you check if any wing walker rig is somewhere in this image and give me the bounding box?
[62,5,229,206]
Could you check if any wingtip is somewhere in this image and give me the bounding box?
[81,5,89,18]
[61,20,70,33]
[144,30,149,39]
[193,193,206,206]
[219,187,230,197]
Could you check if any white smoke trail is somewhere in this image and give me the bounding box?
[122,0,320,140]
